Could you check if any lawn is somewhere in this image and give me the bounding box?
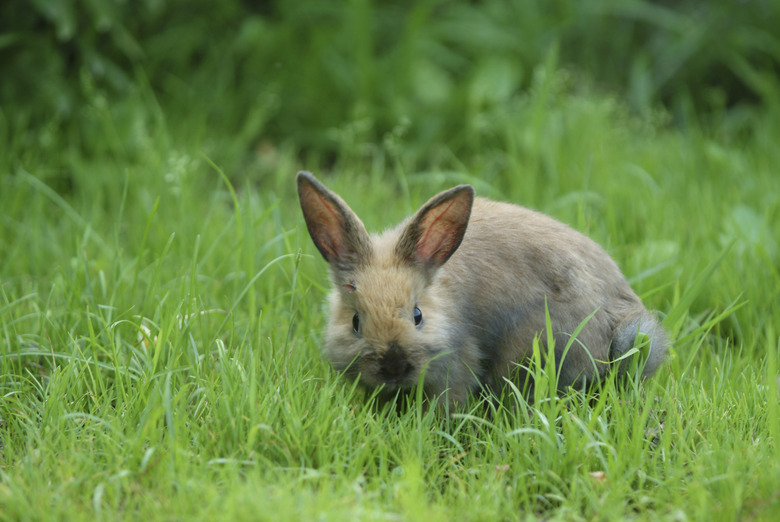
[2,1,779,520]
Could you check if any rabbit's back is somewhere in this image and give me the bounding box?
[435,198,650,390]
[297,170,668,406]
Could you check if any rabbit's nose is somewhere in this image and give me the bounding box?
[379,343,413,383]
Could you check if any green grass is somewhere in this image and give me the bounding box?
[3,22,780,522]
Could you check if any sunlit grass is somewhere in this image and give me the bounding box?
[2,56,780,522]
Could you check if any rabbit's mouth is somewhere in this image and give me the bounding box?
[365,365,418,391]
[352,349,420,390]
[357,372,418,392]
[377,343,415,384]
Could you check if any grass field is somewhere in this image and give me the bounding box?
[2,2,780,520]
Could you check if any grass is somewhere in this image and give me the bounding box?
[2,43,780,522]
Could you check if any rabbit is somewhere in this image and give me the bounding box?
[296,171,668,407]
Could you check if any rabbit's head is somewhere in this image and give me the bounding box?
[297,171,474,394]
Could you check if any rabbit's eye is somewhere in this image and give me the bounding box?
[352,313,360,333]
[413,307,423,326]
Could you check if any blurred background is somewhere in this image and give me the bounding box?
[3,0,779,174]
[2,4,780,517]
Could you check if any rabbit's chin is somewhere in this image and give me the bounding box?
[358,372,420,392]
[332,347,429,392]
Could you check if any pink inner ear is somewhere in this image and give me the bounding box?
[299,172,371,268]
[304,190,346,261]
[314,191,342,225]
[417,203,455,259]
[415,197,469,267]
[315,233,341,262]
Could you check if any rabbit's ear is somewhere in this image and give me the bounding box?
[297,171,372,270]
[396,185,474,271]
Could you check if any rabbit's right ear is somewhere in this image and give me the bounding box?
[396,184,475,273]
[297,171,372,271]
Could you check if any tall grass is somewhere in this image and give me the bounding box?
[2,1,780,520]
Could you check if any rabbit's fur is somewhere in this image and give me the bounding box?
[297,171,668,406]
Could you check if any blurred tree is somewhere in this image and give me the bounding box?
[1,0,777,160]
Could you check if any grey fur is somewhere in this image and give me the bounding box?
[297,171,669,407]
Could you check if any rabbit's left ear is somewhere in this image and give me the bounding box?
[396,185,474,271]
[297,171,372,271]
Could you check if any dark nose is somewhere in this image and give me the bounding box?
[379,343,413,383]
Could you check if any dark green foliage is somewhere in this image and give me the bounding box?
[3,0,779,164]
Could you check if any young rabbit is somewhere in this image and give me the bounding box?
[297,171,668,406]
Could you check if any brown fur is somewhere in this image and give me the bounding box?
[297,171,668,407]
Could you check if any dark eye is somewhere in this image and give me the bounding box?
[352,313,360,333]
[413,306,423,326]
